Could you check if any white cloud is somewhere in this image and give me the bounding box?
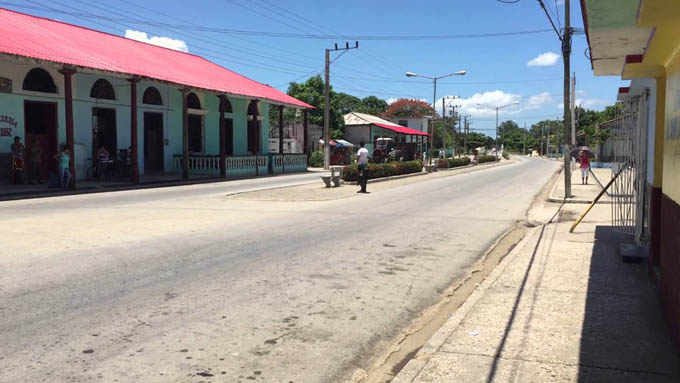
[452,91,522,117]
[125,30,189,52]
[526,92,554,110]
[558,98,608,110]
[386,98,398,104]
[527,52,560,67]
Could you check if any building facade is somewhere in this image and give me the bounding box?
[581,0,680,348]
[0,9,311,187]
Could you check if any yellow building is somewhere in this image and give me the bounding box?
[581,0,680,347]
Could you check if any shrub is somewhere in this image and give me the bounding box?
[341,160,423,181]
[343,165,358,181]
[309,151,324,167]
[477,155,498,164]
[449,157,471,167]
[502,152,510,160]
[437,157,471,169]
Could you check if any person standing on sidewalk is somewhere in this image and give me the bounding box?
[54,147,71,188]
[357,141,369,193]
[578,150,590,185]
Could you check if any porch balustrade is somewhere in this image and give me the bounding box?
[173,153,305,177]
[173,154,221,175]
[270,153,308,174]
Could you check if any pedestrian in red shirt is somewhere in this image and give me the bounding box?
[578,150,590,185]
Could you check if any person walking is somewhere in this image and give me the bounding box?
[578,150,590,185]
[356,141,369,193]
[54,147,71,188]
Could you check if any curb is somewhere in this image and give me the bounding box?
[392,225,543,383]
[0,171,319,202]
[343,160,505,186]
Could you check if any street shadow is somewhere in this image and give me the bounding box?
[577,226,680,382]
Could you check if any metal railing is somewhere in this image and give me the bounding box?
[608,94,648,244]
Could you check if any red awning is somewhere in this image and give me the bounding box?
[373,122,430,136]
[0,8,312,109]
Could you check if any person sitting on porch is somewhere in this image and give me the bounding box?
[10,136,24,184]
[97,145,110,180]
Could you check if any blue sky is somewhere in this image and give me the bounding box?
[4,0,627,136]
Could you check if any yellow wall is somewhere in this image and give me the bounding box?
[663,52,680,202]
[655,77,666,188]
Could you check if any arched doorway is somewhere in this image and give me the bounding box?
[247,100,260,154]
[23,68,58,180]
[90,79,117,165]
[142,86,164,174]
[186,92,204,154]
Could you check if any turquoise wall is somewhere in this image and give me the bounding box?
[1,61,281,178]
[230,97,248,155]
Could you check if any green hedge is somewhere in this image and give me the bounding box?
[342,160,423,181]
[477,155,499,164]
[309,151,324,167]
[437,157,471,169]
[502,152,510,160]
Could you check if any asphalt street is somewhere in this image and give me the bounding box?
[0,158,560,383]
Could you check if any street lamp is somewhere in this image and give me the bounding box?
[476,101,519,158]
[406,70,466,163]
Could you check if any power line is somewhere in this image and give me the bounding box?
[537,0,563,40]
[20,0,323,77]
[1,3,553,40]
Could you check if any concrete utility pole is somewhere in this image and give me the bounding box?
[324,42,358,170]
[449,105,457,156]
[562,0,573,197]
[571,73,576,146]
[463,115,468,155]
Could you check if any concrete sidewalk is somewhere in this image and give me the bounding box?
[549,166,614,204]
[392,201,680,382]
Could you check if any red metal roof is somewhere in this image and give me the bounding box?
[373,122,430,136]
[0,8,312,109]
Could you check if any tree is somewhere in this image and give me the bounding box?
[286,75,344,138]
[334,92,361,115]
[356,96,388,116]
[383,98,435,118]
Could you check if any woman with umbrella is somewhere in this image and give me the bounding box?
[576,148,591,185]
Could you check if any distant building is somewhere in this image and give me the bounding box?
[386,116,430,135]
[343,112,428,154]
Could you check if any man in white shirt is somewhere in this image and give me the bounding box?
[356,141,369,193]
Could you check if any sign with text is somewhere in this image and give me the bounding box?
[0,115,17,137]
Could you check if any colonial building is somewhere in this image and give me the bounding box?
[0,8,312,187]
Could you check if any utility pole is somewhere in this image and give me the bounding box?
[463,115,469,155]
[450,105,457,157]
[441,97,446,152]
[562,0,573,197]
[571,73,576,146]
[323,42,358,170]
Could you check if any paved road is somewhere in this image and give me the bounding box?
[0,158,559,383]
